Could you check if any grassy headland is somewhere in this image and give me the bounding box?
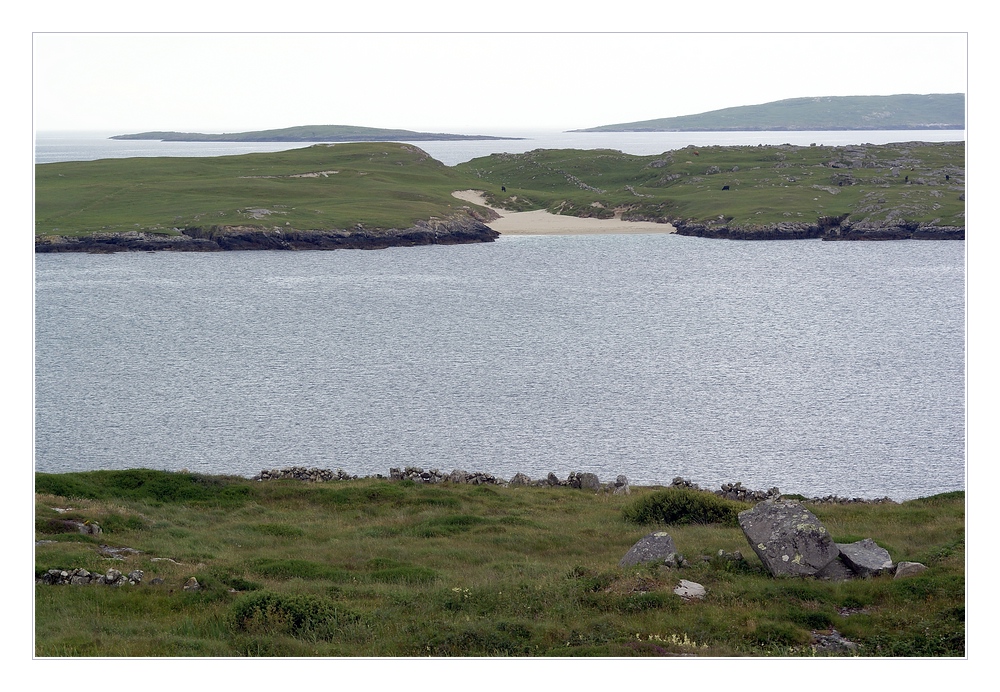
[453,141,965,233]
[35,470,964,656]
[35,140,964,246]
[35,143,481,238]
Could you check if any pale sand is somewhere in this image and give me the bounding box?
[451,190,676,236]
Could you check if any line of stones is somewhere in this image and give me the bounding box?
[251,466,897,504]
[37,567,143,586]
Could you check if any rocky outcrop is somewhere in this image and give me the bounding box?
[836,538,894,577]
[738,501,840,577]
[822,221,964,241]
[35,215,500,253]
[619,531,681,567]
[671,219,963,241]
[673,221,823,240]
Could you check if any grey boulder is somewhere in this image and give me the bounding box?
[619,532,678,568]
[738,500,839,577]
[894,561,928,579]
[837,538,893,577]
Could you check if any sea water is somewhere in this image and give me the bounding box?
[34,235,965,500]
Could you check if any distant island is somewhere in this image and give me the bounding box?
[572,94,965,132]
[110,124,524,142]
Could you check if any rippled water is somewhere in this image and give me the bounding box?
[34,235,965,499]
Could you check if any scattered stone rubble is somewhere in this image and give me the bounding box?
[620,532,682,568]
[737,499,926,581]
[37,568,143,586]
[252,466,633,493]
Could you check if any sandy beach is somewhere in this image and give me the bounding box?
[452,190,676,236]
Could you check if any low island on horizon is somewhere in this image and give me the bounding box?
[110,124,524,143]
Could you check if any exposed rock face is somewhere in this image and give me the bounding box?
[619,532,679,568]
[822,221,964,241]
[738,501,839,577]
[35,216,501,253]
[672,219,964,241]
[837,538,894,577]
[814,555,857,581]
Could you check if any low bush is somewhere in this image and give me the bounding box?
[229,591,359,639]
[622,489,744,526]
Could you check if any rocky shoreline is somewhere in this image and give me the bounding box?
[34,215,500,254]
[672,219,964,241]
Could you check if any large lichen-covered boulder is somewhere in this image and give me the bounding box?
[619,532,678,567]
[837,538,893,577]
[738,501,839,577]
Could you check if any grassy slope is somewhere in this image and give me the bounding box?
[453,142,966,228]
[35,471,964,657]
[35,143,483,238]
[576,94,965,132]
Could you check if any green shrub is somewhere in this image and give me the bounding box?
[622,489,744,526]
[229,591,359,639]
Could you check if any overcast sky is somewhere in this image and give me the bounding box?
[33,32,968,134]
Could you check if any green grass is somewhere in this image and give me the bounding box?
[35,143,483,237]
[34,470,965,657]
[453,142,965,228]
[36,141,963,240]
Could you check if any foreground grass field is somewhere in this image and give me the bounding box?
[35,141,964,239]
[34,470,964,657]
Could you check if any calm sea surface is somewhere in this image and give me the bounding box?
[34,131,966,499]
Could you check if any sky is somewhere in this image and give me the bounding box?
[32,31,968,134]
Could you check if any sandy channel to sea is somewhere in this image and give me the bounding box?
[452,190,676,235]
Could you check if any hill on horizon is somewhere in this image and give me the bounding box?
[572,94,965,132]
